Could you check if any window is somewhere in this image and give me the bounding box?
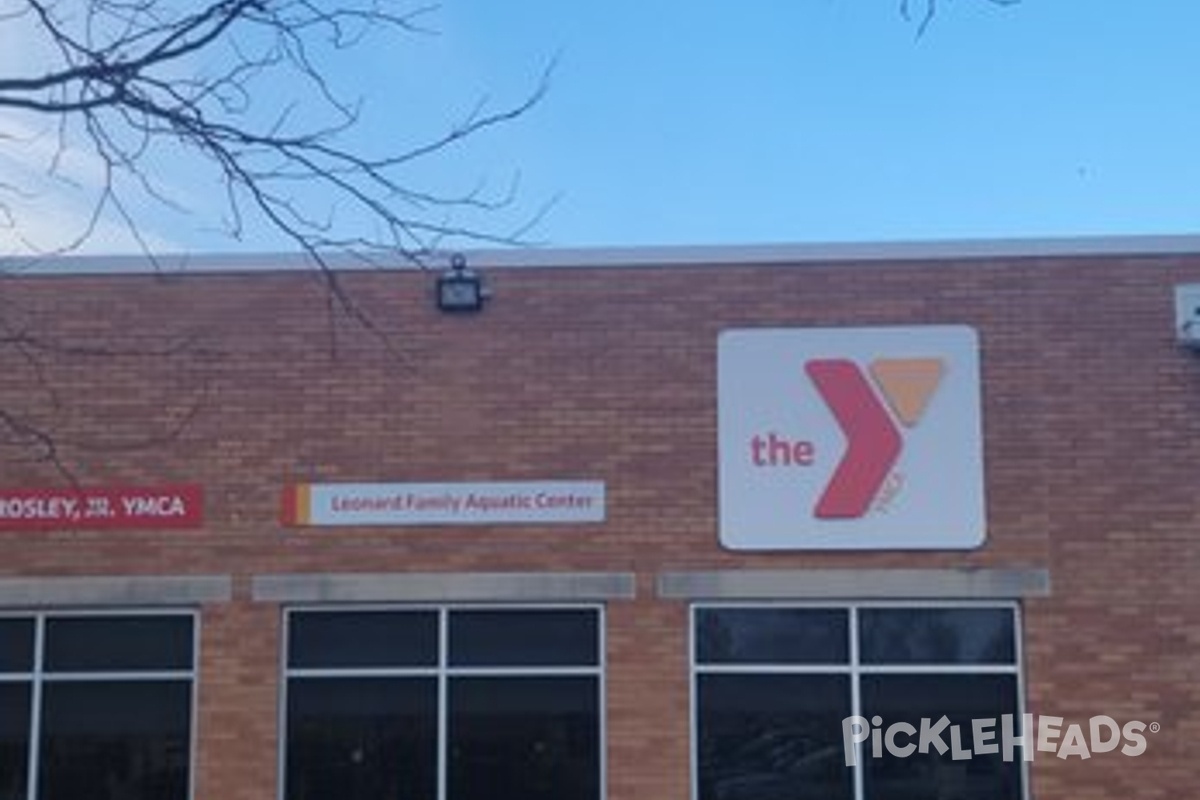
[693,603,1024,800]
[283,607,603,800]
[0,612,196,800]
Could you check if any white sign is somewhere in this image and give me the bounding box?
[718,326,985,550]
[283,481,605,526]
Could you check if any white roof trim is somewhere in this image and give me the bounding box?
[6,234,1200,275]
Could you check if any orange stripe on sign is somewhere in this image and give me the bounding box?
[281,484,312,526]
[868,358,945,428]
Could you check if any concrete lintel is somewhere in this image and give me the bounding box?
[0,575,233,608]
[657,568,1051,600]
[253,572,637,604]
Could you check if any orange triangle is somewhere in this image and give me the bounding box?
[869,358,945,427]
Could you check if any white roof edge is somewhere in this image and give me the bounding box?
[6,234,1200,275]
[469,234,1200,268]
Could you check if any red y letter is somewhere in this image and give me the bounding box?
[806,360,902,519]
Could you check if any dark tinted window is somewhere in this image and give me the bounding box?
[448,677,599,800]
[0,619,33,672]
[44,616,193,672]
[289,611,438,669]
[449,610,597,667]
[861,674,1022,800]
[284,608,602,800]
[287,678,437,800]
[859,608,1016,665]
[0,683,31,800]
[697,674,853,800]
[692,605,1024,800]
[696,608,849,665]
[38,681,192,800]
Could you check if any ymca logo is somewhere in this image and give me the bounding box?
[719,326,984,550]
[805,357,944,519]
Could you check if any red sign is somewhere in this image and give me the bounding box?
[0,486,204,530]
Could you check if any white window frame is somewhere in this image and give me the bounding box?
[689,599,1028,800]
[278,603,607,800]
[0,608,200,800]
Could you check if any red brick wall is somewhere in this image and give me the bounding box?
[1,252,1198,798]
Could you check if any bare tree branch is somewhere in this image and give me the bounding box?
[902,0,1021,38]
[0,291,224,478]
[0,2,548,473]
[0,0,549,264]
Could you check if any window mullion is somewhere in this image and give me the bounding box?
[26,615,44,800]
[1015,604,1031,800]
[850,606,864,800]
[437,608,449,800]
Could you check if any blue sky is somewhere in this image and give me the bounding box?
[430,1,1200,248]
[421,1,1200,248]
[3,1,1200,254]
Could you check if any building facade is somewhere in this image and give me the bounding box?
[0,238,1197,800]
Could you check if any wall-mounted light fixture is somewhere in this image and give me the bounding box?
[436,253,490,313]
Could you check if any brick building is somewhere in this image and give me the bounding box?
[0,237,1197,800]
